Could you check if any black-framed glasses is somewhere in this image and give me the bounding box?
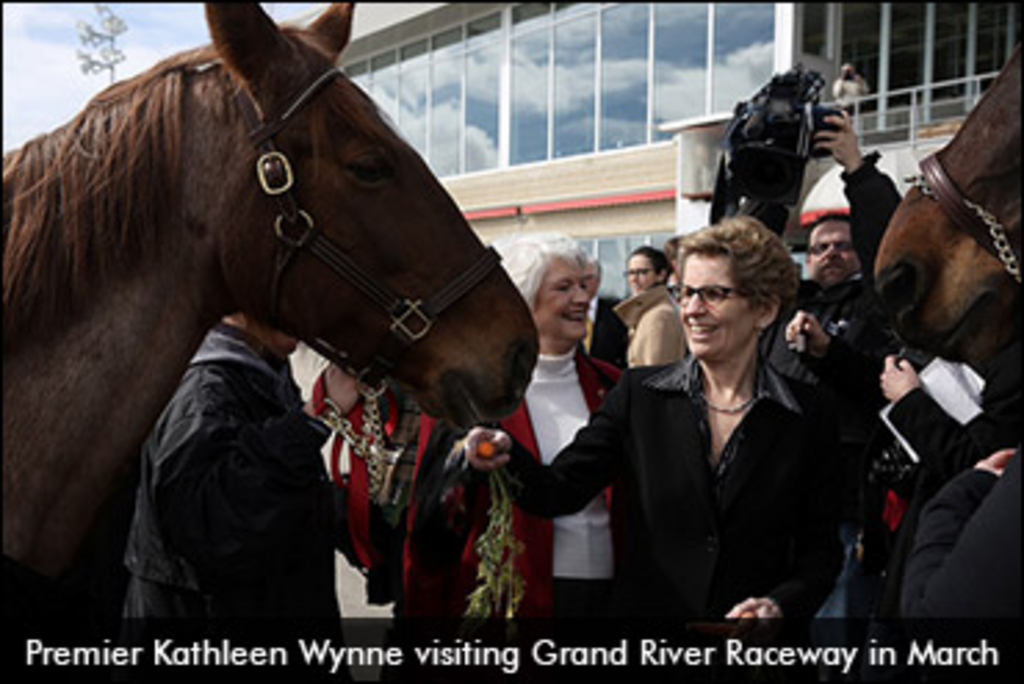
[678,285,737,306]
[808,240,854,257]
[624,267,653,278]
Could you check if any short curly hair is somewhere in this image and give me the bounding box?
[678,216,799,314]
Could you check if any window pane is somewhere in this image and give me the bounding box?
[598,238,630,299]
[432,26,462,52]
[975,3,1018,75]
[711,3,774,112]
[601,3,650,150]
[466,43,501,172]
[840,4,880,98]
[370,52,399,123]
[371,52,396,71]
[346,61,368,79]
[430,53,461,177]
[802,4,828,58]
[654,3,708,140]
[399,59,428,158]
[554,15,596,158]
[889,4,925,93]
[511,30,550,165]
[933,4,969,101]
[513,3,552,32]
[401,39,428,62]
[467,13,501,48]
[555,3,588,19]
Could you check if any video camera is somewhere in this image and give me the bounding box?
[711,65,843,230]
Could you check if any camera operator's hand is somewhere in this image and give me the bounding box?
[814,110,864,174]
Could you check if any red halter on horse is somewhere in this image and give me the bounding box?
[3,4,538,578]
[875,45,1021,367]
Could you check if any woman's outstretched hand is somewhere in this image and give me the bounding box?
[464,427,512,471]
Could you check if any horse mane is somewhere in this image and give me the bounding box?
[3,45,227,347]
[3,24,395,350]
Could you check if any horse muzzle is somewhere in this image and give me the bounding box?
[434,336,536,428]
[875,258,922,330]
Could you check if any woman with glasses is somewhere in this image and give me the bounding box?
[614,245,687,367]
[463,217,843,651]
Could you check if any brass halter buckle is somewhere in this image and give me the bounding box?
[256,151,295,196]
[390,299,433,343]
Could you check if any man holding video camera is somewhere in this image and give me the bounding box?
[712,66,850,235]
[758,106,904,678]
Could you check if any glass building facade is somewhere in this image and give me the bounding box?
[343,2,1018,297]
[345,3,776,179]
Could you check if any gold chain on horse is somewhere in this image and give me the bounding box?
[962,198,1021,284]
[907,174,1021,284]
[316,383,399,504]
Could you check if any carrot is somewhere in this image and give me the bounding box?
[477,441,496,459]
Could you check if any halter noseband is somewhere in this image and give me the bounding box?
[235,67,502,385]
[909,154,1021,284]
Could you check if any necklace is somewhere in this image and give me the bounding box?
[704,395,756,415]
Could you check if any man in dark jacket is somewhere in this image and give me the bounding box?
[120,315,357,676]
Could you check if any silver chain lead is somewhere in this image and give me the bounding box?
[317,384,400,505]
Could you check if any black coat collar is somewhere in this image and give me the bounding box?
[642,355,803,416]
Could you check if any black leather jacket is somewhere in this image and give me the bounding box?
[122,324,341,622]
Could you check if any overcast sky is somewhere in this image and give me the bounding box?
[3,3,322,153]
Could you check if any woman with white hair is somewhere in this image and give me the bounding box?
[403,232,623,619]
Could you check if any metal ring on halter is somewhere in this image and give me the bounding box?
[273,209,315,248]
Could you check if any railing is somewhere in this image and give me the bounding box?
[840,70,1001,152]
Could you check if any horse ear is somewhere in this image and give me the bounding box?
[205,3,287,88]
[308,3,356,58]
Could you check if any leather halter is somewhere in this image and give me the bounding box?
[913,154,1021,284]
[235,67,502,385]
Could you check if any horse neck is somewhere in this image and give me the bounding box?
[2,235,224,577]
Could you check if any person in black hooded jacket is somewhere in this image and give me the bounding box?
[120,314,358,678]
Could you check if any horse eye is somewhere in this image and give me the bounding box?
[346,157,394,185]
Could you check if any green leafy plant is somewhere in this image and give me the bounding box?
[462,468,524,636]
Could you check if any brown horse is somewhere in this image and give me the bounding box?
[875,45,1020,367]
[2,4,537,578]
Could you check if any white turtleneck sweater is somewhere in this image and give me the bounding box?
[524,351,614,580]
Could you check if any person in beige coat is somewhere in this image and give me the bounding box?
[615,245,687,367]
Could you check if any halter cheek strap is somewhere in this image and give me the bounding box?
[235,67,502,385]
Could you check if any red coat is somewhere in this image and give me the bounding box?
[403,352,622,618]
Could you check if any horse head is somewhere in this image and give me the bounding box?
[2,3,538,577]
[202,4,537,425]
[875,45,1021,366]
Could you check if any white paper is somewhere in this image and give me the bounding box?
[879,358,986,463]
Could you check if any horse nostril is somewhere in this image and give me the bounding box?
[507,338,538,396]
[877,260,919,317]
